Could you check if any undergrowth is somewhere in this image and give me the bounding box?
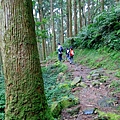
[74,47,120,70]
[110,80,120,93]
[97,110,120,120]
[42,61,72,106]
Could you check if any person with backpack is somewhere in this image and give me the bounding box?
[69,47,74,64]
[57,43,63,61]
[66,48,70,61]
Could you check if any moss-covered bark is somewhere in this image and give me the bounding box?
[1,0,53,120]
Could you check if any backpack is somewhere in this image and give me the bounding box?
[60,47,63,52]
[66,49,69,54]
[70,49,74,56]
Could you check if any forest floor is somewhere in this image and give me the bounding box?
[60,60,120,120]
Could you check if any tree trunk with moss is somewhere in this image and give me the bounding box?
[1,0,53,120]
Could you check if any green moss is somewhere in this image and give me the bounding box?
[97,110,120,120]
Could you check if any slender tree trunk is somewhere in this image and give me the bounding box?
[1,0,53,119]
[66,0,69,37]
[81,0,87,26]
[61,0,64,44]
[88,0,90,24]
[50,0,56,52]
[58,2,61,43]
[46,41,48,57]
[74,0,77,36]
[68,0,73,44]
[58,18,61,43]
[49,26,53,53]
[78,0,82,30]
[101,0,104,11]
[91,0,95,23]
[34,8,42,61]
[38,0,46,60]
[68,0,72,38]
[81,6,87,26]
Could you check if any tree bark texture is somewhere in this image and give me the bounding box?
[1,0,53,120]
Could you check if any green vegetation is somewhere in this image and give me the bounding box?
[74,48,120,70]
[110,80,120,94]
[96,110,120,120]
[42,61,80,119]
[72,4,120,50]
[42,61,72,105]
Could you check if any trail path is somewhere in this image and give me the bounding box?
[61,61,120,120]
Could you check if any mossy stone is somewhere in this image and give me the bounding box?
[60,96,79,109]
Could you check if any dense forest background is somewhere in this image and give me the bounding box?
[0,0,120,119]
[31,0,120,60]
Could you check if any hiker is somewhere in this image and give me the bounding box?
[69,47,74,64]
[57,43,63,61]
[66,48,70,61]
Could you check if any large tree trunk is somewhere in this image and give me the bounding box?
[1,0,53,119]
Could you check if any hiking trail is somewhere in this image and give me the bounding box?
[60,61,120,120]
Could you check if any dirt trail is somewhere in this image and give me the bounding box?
[61,61,119,120]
